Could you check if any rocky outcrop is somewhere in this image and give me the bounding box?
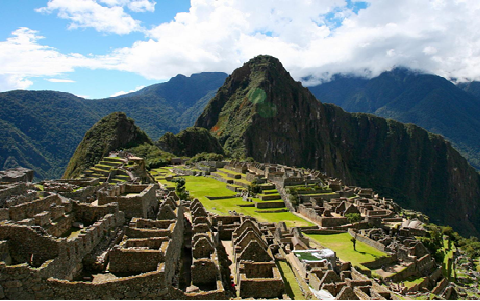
[63,112,151,179]
[196,55,480,237]
[0,167,34,183]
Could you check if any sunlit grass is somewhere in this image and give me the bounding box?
[305,233,386,268]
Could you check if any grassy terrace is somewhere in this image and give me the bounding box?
[182,175,313,227]
[278,261,304,300]
[305,233,386,269]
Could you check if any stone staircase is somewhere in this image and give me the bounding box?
[81,157,129,183]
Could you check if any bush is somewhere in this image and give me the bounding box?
[188,152,224,164]
[345,213,362,224]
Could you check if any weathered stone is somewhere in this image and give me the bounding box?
[3,280,22,288]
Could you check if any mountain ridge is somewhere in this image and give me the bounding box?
[308,68,480,170]
[195,55,480,237]
[0,72,227,180]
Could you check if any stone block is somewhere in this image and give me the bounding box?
[4,280,22,288]
[34,211,51,226]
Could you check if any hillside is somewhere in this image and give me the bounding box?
[308,69,480,170]
[0,90,102,180]
[157,127,224,157]
[85,72,227,139]
[0,72,227,180]
[63,112,151,179]
[196,55,480,237]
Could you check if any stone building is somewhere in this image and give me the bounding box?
[232,219,285,299]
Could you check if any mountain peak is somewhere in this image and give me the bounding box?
[63,112,151,179]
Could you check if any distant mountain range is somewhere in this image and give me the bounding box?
[308,69,480,170]
[0,72,227,179]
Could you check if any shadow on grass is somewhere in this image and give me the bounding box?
[355,250,382,259]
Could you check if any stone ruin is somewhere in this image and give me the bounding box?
[232,219,285,299]
[0,174,192,299]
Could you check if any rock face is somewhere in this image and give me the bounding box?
[196,55,480,237]
[63,112,151,179]
[156,127,224,157]
[0,167,34,183]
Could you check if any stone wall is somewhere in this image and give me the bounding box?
[360,254,397,270]
[255,201,285,208]
[348,228,386,252]
[73,202,121,226]
[0,183,29,202]
[47,268,168,299]
[8,193,61,221]
[238,275,284,299]
[319,217,348,227]
[108,247,165,273]
[0,223,60,266]
[98,184,158,219]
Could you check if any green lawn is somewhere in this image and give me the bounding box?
[305,233,387,268]
[183,176,313,227]
[278,261,304,300]
[403,276,425,288]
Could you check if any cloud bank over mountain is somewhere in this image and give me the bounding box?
[1,0,480,91]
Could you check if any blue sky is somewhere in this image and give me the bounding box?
[1,0,479,98]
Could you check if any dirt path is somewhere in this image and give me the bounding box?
[221,240,235,280]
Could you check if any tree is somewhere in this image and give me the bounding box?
[247,179,261,195]
[345,213,362,225]
[172,177,188,200]
[350,234,357,251]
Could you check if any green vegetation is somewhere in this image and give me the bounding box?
[277,261,304,300]
[403,276,425,288]
[286,184,330,194]
[187,152,224,164]
[126,143,173,170]
[182,175,312,227]
[157,127,224,157]
[345,213,362,224]
[309,67,480,171]
[63,112,151,179]
[305,233,386,269]
[0,72,227,180]
[172,177,188,201]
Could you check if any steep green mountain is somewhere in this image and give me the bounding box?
[196,55,480,237]
[63,112,151,179]
[157,127,224,157]
[0,90,102,180]
[308,69,480,170]
[0,72,227,180]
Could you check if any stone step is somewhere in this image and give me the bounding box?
[259,194,281,201]
[93,164,111,172]
[260,190,279,195]
[103,157,126,163]
[255,201,285,208]
[99,160,123,168]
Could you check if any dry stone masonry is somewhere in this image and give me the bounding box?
[0,157,468,299]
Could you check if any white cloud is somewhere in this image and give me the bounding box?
[0,74,33,91]
[35,0,155,34]
[4,0,480,93]
[110,85,145,97]
[46,78,75,83]
[96,0,480,83]
[0,27,104,92]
